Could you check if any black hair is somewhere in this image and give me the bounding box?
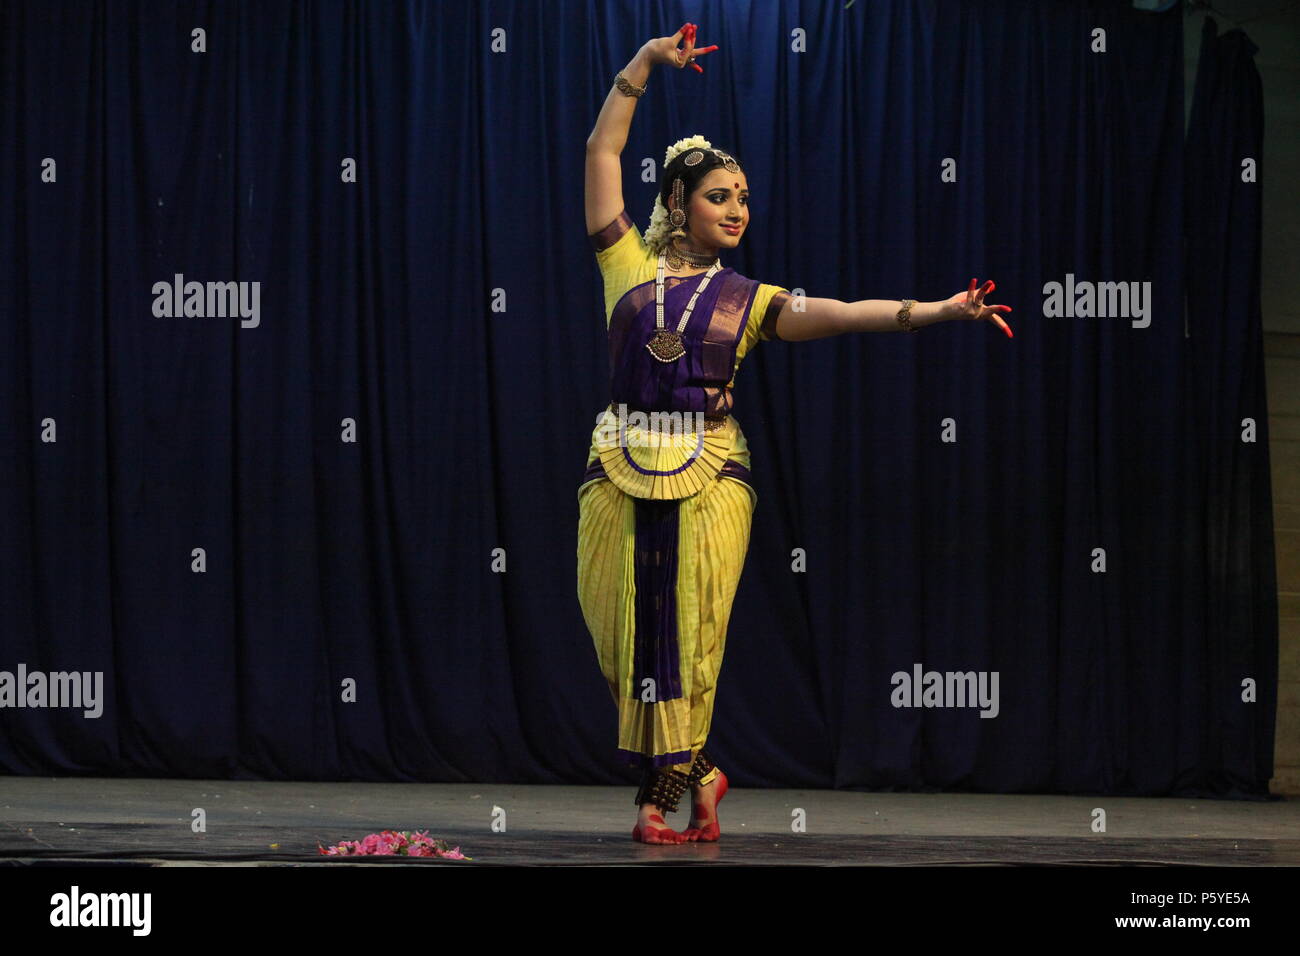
[658,146,746,214]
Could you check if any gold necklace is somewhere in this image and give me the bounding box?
[664,238,719,271]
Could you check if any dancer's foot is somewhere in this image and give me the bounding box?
[683,770,728,842]
[632,803,687,844]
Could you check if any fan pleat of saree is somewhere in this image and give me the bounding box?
[593,407,735,500]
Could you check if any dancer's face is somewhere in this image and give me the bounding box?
[677,168,749,252]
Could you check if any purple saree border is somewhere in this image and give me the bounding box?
[589,209,634,252]
[618,747,694,769]
[717,459,753,486]
[581,457,606,485]
[619,433,706,476]
[761,290,792,341]
[633,497,684,701]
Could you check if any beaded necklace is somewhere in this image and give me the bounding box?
[645,252,721,363]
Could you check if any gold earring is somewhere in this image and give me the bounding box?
[669,177,687,239]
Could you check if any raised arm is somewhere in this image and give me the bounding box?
[585,24,717,235]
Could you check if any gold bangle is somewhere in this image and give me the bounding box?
[614,71,645,97]
[896,298,918,332]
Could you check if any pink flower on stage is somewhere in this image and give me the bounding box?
[317,830,472,860]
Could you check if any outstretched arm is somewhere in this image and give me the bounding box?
[770,280,1013,341]
[585,24,717,235]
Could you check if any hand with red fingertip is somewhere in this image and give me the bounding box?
[645,22,719,73]
[940,277,1014,338]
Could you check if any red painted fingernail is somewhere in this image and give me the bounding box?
[692,62,703,73]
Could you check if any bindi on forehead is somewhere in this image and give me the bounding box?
[705,176,749,194]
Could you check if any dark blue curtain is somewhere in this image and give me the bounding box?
[0,0,1276,797]
[1184,17,1277,797]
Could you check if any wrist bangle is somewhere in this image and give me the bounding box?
[615,72,646,97]
[896,298,918,332]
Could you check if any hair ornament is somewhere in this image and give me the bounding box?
[715,150,740,172]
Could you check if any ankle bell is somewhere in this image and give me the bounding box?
[634,766,691,814]
[687,748,720,787]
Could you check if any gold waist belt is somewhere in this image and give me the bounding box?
[612,404,729,433]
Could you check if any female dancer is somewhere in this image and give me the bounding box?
[579,23,1013,845]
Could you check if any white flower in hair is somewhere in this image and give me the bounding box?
[663,134,712,167]
[644,196,671,250]
[645,134,714,249]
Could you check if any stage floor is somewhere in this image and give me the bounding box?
[2,777,1297,866]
